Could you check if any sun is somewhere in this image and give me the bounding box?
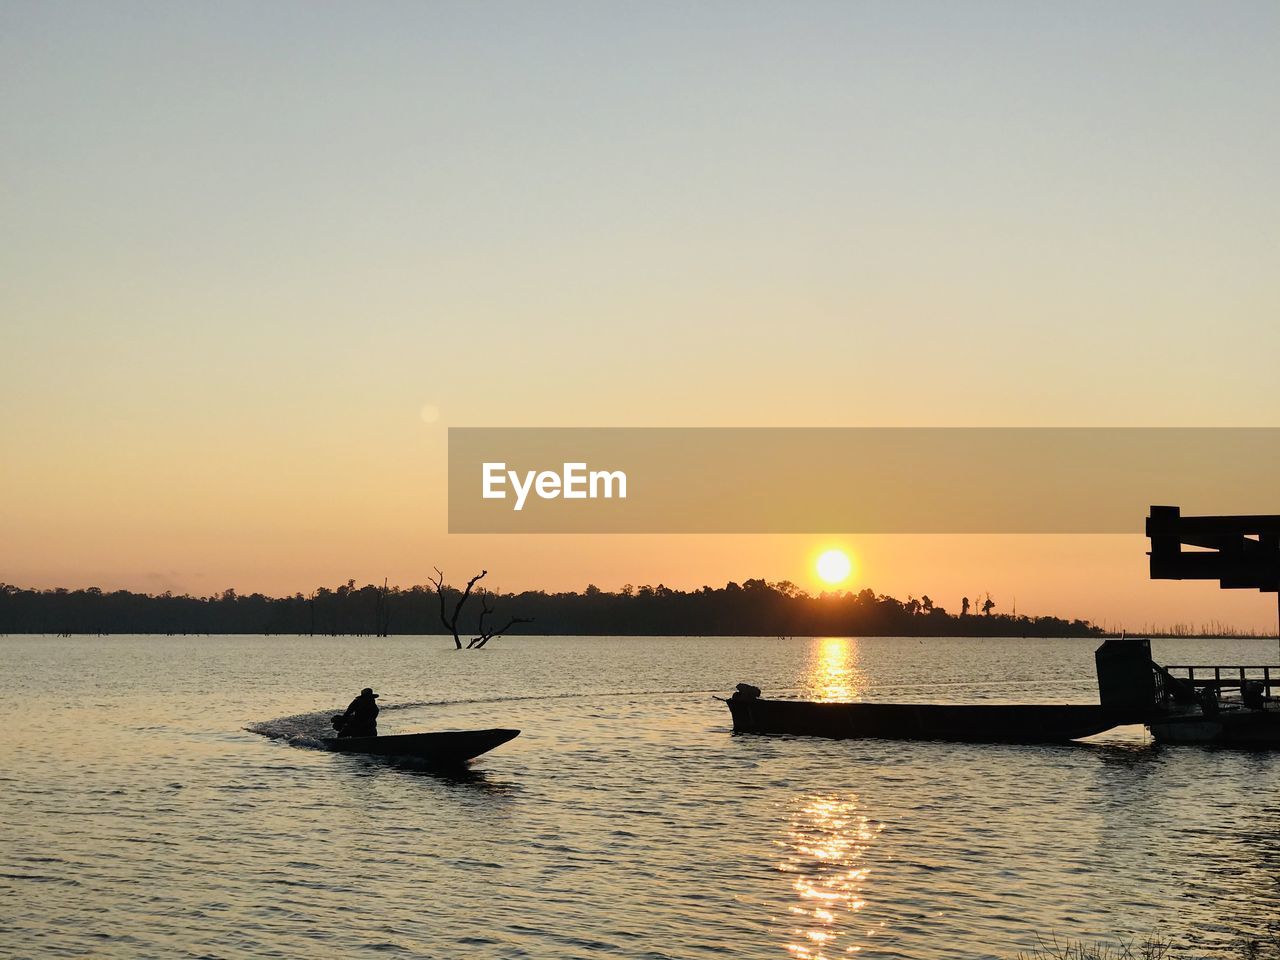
[816,548,853,585]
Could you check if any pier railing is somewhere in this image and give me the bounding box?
[1162,665,1279,696]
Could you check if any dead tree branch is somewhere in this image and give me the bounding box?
[470,617,533,648]
[429,568,487,649]
[466,588,533,648]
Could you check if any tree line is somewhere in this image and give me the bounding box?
[0,579,1101,638]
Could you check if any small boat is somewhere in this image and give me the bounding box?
[1141,658,1280,747]
[1147,704,1280,747]
[322,728,520,765]
[725,637,1280,748]
[723,692,1138,744]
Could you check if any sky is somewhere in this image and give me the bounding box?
[2,1,1278,630]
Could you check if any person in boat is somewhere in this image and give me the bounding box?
[335,687,380,738]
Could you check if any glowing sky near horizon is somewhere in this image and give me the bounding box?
[2,2,1278,629]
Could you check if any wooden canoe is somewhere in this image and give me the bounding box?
[322,728,520,764]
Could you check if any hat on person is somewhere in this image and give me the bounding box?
[361,687,379,698]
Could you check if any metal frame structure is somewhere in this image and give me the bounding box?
[1148,505,1280,642]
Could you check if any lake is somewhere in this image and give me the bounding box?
[2,635,1278,959]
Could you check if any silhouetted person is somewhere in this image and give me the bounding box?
[335,687,379,738]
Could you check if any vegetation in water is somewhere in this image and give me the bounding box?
[1014,934,1280,960]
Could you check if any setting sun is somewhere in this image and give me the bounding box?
[815,549,853,585]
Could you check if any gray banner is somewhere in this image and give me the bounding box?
[448,428,1280,533]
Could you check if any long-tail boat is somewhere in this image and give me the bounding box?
[722,692,1137,744]
[323,728,520,764]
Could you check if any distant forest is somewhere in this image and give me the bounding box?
[0,579,1102,638]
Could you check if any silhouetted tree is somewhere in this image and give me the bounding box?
[428,570,532,650]
[429,568,487,649]
[375,578,390,636]
[0,579,1103,638]
[961,596,971,616]
[982,593,996,616]
[466,589,534,649]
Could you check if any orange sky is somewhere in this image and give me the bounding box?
[3,5,1278,632]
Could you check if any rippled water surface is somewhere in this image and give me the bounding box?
[3,635,1280,959]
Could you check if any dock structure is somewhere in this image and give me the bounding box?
[1139,506,1280,744]
[1148,504,1280,640]
[1148,504,1280,594]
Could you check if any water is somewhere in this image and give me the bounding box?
[2,635,1279,959]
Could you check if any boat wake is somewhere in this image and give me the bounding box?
[243,685,736,745]
[245,674,1112,748]
[244,710,333,747]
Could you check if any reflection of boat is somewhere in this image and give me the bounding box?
[723,696,1138,744]
[322,728,520,764]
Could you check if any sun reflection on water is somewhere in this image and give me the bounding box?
[778,798,880,960]
[810,637,867,702]
[778,794,882,959]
